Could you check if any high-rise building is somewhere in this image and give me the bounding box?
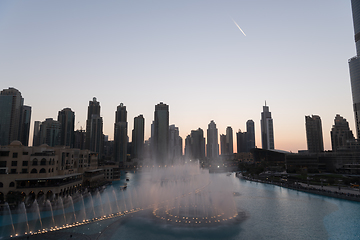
[0,87,31,146]
[220,134,227,155]
[20,105,31,146]
[186,128,205,160]
[261,103,274,150]
[330,114,355,151]
[114,103,128,166]
[58,108,75,147]
[32,121,41,146]
[226,126,233,155]
[153,102,169,165]
[132,115,145,160]
[207,120,219,159]
[236,130,247,153]
[246,120,255,152]
[74,129,86,149]
[349,0,360,138]
[305,115,324,153]
[39,118,61,147]
[85,97,103,158]
[168,124,182,162]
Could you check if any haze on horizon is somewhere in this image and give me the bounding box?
[0,0,355,153]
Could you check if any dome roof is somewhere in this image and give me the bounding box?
[10,140,22,146]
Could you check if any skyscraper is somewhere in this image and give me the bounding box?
[246,120,255,152]
[226,126,233,155]
[207,120,219,159]
[220,134,227,155]
[0,87,31,146]
[261,103,274,150]
[114,103,128,166]
[32,121,41,146]
[330,114,355,151]
[58,108,75,147]
[305,115,324,153]
[168,124,182,162]
[349,0,360,138]
[236,130,247,153]
[153,102,169,165]
[132,115,145,160]
[186,128,205,160]
[85,97,103,158]
[39,118,61,147]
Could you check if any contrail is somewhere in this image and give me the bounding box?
[231,18,246,36]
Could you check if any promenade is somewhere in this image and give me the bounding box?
[240,175,360,202]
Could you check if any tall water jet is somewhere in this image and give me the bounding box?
[2,202,15,237]
[16,202,29,235]
[68,196,77,224]
[45,199,55,228]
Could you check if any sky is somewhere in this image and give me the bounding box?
[0,0,356,153]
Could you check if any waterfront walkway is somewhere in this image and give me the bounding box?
[240,175,360,202]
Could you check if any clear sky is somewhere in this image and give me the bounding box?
[0,0,356,152]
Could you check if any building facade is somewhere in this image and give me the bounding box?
[39,118,62,147]
[349,0,360,139]
[132,115,145,160]
[246,120,255,152]
[0,87,31,146]
[85,97,103,158]
[207,120,219,159]
[114,103,128,166]
[58,108,75,147]
[305,115,324,153]
[261,103,274,150]
[330,114,355,151]
[153,102,169,166]
[168,124,182,162]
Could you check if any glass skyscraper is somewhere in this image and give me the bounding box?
[349,0,360,138]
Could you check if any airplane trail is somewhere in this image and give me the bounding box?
[231,18,246,36]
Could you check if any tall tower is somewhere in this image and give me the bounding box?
[114,103,128,166]
[168,124,182,162]
[58,108,75,147]
[349,0,360,138]
[246,120,255,152]
[153,102,169,166]
[207,120,219,159]
[261,103,274,150]
[132,115,145,160]
[0,87,31,146]
[226,126,233,155]
[39,118,61,147]
[85,97,103,158]
[305,115,324,153]
[236,130,247,153]
[330,114,355,151]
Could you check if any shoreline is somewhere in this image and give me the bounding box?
[239,175,360,203]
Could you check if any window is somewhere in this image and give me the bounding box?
[40,159,46,166]
[12,152,18,158]
[0,169,6,174]
[31,168,37,173]
[22,152,28,155]
[39,168,46,173]
[22,161,28,166]
[0,161,6,168]
[0,151,9,157]
[11,161,17,167]
[9,182,15,187]
[10,169,16,174]
[32,159,38,166]
[0,182,3,187]
[21,169,28,174]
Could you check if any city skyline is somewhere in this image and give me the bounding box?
[0,1,356,152]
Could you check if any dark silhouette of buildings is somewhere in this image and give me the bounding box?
[153,102,169,165]
[58,108,75,147]
[261,103,274,150]
[85,97,103,158]
[168,124,182,162]
[331,114,355,151]
[236,130,247,153]
[185,128,205,160]
[305,115,324,153]
[206,120,219,159]
[114,103,128,166]
[246,120,255,151]
[349,0,360,139]
[132,115,145,160]
[0,87,31,146]
[38,118,61,147]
